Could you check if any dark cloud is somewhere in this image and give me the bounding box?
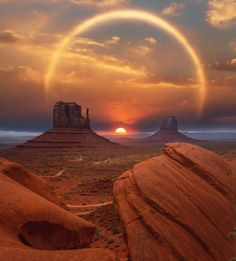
[0,66,51,131]
[210,60,236,72]
[0,30,22,43]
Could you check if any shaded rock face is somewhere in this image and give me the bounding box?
[146,115,189,142]
[113,143,234,261]
[160,115,177,131]
[53,101,90,129]
[0,158,116,261]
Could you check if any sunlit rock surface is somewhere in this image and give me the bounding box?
[114,143,235,261]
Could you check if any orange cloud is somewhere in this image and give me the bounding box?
[70,0,128,8]
[145,37,157,45]
[207,0,236,28]
[62,48,147,77]
[105,36,121,45]
[161,2,185,16]
[74,37,105,47]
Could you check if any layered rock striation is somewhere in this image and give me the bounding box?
[113,143,235,261]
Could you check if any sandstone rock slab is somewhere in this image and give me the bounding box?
[114,143,235,261]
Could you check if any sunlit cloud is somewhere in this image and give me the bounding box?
[145,37,157,45]
[62,48,148,78]
[206,0,236,28]
[229,40,236,51]
[105,36,121,45]
[231,58,236,64]
[74,37,105,48]
[161,2,185,16]
[0,66,41,84]
[70,0,128,8]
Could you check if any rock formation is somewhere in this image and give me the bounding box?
[18,101,117,150]
[0,158,64,208]
[113,143,235,261]
[160,115,178,131]
[145,115,190,142]
[0,157,116,260]
[53,101,90,129]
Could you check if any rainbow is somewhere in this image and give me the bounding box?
[45,9,206,114]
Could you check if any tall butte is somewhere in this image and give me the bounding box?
[18,101,117,150]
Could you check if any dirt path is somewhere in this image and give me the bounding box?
[66,201,113,209]
[44,169,65,178]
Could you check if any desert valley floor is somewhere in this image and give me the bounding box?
[0,140,236,260]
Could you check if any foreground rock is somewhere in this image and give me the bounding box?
[0,158,64,208]
[0,158,115,261]
[114,143,235,261]
[145,116,191,143]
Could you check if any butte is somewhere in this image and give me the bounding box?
[17,101,118,154]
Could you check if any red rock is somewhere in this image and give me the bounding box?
[145,116,191,143]
[0,157,64,208]
[0,158,116,261]
[53,101,90,129]
[17,101,118,150]
[113,143,235,261]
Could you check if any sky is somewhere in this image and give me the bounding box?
[0,0,235,132]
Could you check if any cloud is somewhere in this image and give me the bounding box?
[0,66,48,129]
[229,40,236,51]
[65,50,147,77]
[145,37,157,45]
[161,2,185,16]
[0,66,41,84]
[105,36,121,45]
[206,0,236,28]
[70,0,128,8]
[231,58,236,64]
[0,30,23,44]
[74,37,105,48]
[211,59,236,71]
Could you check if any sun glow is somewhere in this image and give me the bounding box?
[115,127,127,134]
[45,9,206,115]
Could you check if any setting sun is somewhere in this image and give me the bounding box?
[115,127,127,134]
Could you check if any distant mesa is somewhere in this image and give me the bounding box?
[145,115,191,143]
[17,101,117,149]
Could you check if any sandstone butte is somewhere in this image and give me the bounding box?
[0,158,116,261]
[114,143,236,261]
[145,116,191,143]
[18,101,117,150]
